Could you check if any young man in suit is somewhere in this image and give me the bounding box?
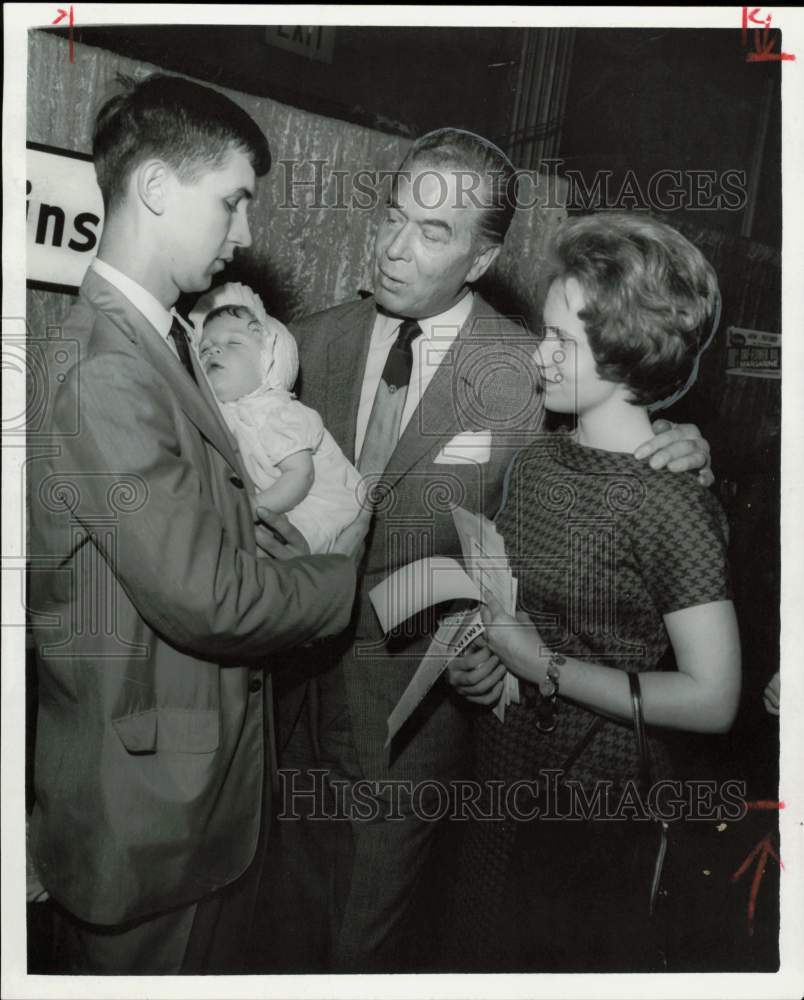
[27,73,359,974]
[264,128,713,971]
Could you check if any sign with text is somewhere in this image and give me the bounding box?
[265,25,335,63]
[726,326,781,379]
[27,142,104,293]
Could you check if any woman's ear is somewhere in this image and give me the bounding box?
[135,160,169,216]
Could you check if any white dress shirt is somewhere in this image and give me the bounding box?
[91,258,186,357]
[355,291,474,461]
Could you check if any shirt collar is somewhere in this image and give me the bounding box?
[375,290,474,346]
[91,257,175,341]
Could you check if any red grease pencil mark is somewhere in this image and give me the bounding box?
[51,6,75,64]
[745,799,785,810]
[742,5,771,45]
[731,832,783,937]
[740,6,796,62]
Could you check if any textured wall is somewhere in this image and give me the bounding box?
[26,30,566,338]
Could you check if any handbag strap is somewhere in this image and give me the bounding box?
[629,671,669,916]
[629,671,652,796]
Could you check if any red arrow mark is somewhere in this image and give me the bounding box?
[731,832,783,937]
[747,50,796,62]
[746,25,796,62]
[50,6,75,63]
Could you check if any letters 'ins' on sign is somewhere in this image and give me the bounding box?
[27,142,104,294]
[265,25,335,64]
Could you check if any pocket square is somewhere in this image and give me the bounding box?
[434,430,492,465]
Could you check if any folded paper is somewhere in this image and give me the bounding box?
[369,556,482,634]
[385,608,484,747]
[371,507,521,743]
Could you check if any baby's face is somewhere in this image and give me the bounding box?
[199,315,263,402]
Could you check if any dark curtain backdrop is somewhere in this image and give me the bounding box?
[26,30,567,339]
[655,220,781,799]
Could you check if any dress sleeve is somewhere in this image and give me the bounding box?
[260,399,325,466]
[633,473,732,614]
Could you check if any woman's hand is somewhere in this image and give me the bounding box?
[446,636,506,706]
[480,593,546,685]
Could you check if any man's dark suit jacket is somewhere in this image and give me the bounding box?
[289,294,545,785]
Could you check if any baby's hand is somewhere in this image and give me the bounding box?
[255,451,314,515]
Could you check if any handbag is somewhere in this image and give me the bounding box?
[549,672,670,917]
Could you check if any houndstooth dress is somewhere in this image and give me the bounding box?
[447,432,732,968]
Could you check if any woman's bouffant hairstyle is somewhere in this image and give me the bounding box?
[398,128,517,248]
[93,73,271,212]
[544,213,720,406]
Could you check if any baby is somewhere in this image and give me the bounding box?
[191,283,363,554]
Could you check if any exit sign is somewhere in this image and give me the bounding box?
[266,26,335,64]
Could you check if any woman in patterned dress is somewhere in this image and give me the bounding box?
[446,213,741,971]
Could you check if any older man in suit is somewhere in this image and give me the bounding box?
[27,74,359,974]
[263,128,712,972]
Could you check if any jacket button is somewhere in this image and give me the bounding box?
[249,674,262,693]
[230,475,244,489]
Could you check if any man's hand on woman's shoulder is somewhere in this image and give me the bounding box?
[634,418,714,487]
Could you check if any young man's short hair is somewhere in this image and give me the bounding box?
[545,212,720,406]
[93,73,271,211]
[398,127,517,248]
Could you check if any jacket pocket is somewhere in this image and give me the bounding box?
[112,707,220,754]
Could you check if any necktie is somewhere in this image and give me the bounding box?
[168,316,198,385]
[358,319,422,475]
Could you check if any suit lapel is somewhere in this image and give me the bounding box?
[139,327,243,473]
[82,271,242,472]
[325,298,376,464]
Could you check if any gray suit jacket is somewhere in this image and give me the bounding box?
[28,270,356,925]
[290,294,545,784]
